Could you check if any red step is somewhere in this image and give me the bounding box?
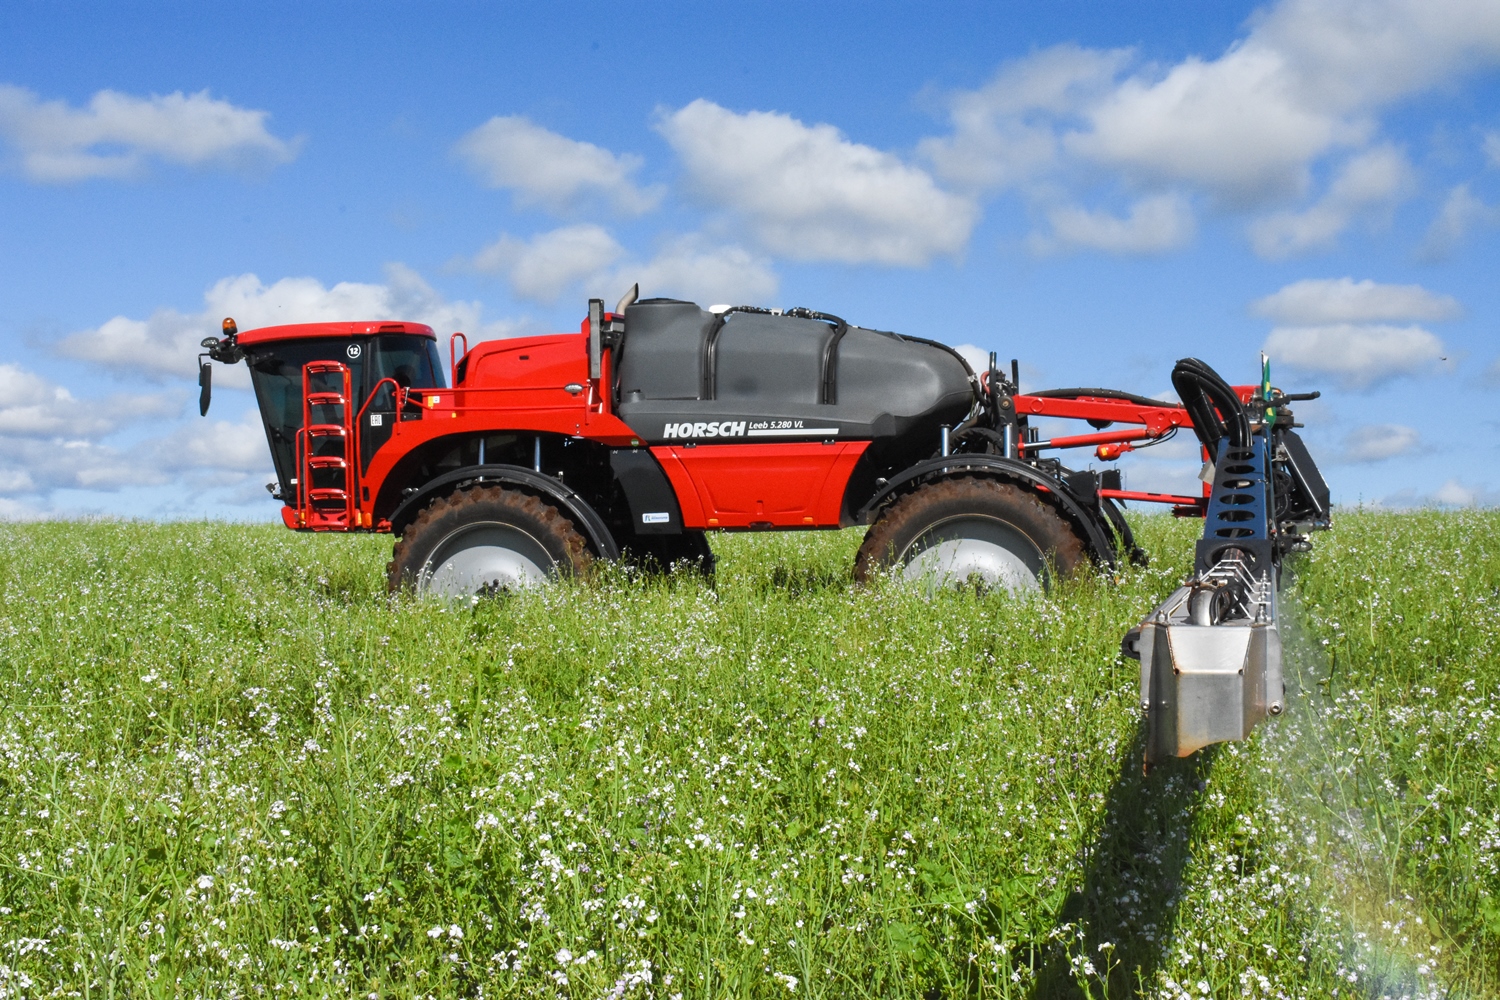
[307,456,347,469]
[306,423,346,437]
[308,488,349,503]
[306,392,346,406]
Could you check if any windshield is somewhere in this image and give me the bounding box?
[246,335,445,497]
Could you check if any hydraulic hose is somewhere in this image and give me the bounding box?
[1170,357,1250,453]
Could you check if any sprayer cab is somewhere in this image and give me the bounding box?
[208,320,445,506]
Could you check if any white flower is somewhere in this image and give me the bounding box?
[427,926,444,939]
[555,947,574,964]
[195,875,214,891]
[447,924,463,939]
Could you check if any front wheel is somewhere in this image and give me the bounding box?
[388,486,592,598]
[853,478,1086,593]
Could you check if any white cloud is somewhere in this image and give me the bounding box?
[1486,129,1500,167]
[1432,480,1477,506]
[473,224,626,303]
[0,363,174,438]
[0,436,153,496]
[950,344,992,376]
[1379,478,1500,508]
[919,44,1131,191]
[1251,277,1460,324]
[454,116,662,215]
[604,236,778,306]
[149,409,271,476]
[476,224,778,306]
[1417,183,1500,260]
[919,0,1500,255]
[1263,322,1448,389]
[1335,423,1421,463]
[1246,145,1414,258]
[0,84,298,182]
[1073,0,1500,202]
[1029,193,1195,255]
[59,264,510,381]
[0,362,275,501]
[658,99,977,266]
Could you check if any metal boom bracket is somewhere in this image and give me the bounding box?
[1127,429,1287,766]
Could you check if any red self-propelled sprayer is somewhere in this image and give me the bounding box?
[199,285,1331,764]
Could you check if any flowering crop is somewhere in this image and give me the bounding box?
[0,513,1493,998]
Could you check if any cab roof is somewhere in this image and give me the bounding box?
[237,321,436,346]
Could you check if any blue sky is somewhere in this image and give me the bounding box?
[2,0,1498,520]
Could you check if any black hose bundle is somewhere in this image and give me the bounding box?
[1171,357,1250,453]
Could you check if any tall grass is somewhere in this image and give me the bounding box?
[0,512,1494,998]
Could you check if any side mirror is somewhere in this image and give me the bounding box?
[198,357,212,416]
[588,298,604,380]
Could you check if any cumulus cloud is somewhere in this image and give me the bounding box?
[1246,145,1414,258]
[0,360,273,503]
[59,264,512,381]
[1077,1,1500,201]
[0,369,166,497]
[917,0,1500,255]
[473,224,626,303]
[474,224,777,306]
[1334,423,1421,463]
[0,363,175,439]
[1263,322,1448,389]
[0,84,298,182]
[1378,478,1500,508]
[1252,277,1461,324]
[602,236,778,306]
[1417,184,1500,260]
[455,116,662,215]
[919,44,1131,191]
[1029,193,1195,255]
[148,408,272,477]
[658,99,976,266]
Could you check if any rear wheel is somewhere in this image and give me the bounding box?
[388,486,592,598]
[853,477,1086,593]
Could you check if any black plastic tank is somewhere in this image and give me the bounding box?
[614,299,974,443]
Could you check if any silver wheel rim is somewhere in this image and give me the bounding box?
[899,514,1045,595]
[417,521,556,599]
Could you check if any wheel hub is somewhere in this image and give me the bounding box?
[418,522,555,599]
[900,514,1045,595]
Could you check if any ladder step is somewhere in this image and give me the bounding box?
[306,424,347,437]
[308,488,349,502]
[304,361,348,374]
[307,456,347,469]
[306,392,346,406]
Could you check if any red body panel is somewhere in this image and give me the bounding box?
[652,441,870,529]
[238,321,435,346]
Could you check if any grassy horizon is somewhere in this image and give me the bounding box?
[0,512,1495,998]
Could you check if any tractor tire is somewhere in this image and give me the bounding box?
[387,485,592,598]
[622,531,717,577]
[853,477,1087,593]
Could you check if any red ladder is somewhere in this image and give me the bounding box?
[295,361,357,529]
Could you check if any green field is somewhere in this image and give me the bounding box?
[0,512,1496,999]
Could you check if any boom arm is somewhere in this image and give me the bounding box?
[1123,357,1329,766]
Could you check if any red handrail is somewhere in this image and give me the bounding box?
[450,332,468,387]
